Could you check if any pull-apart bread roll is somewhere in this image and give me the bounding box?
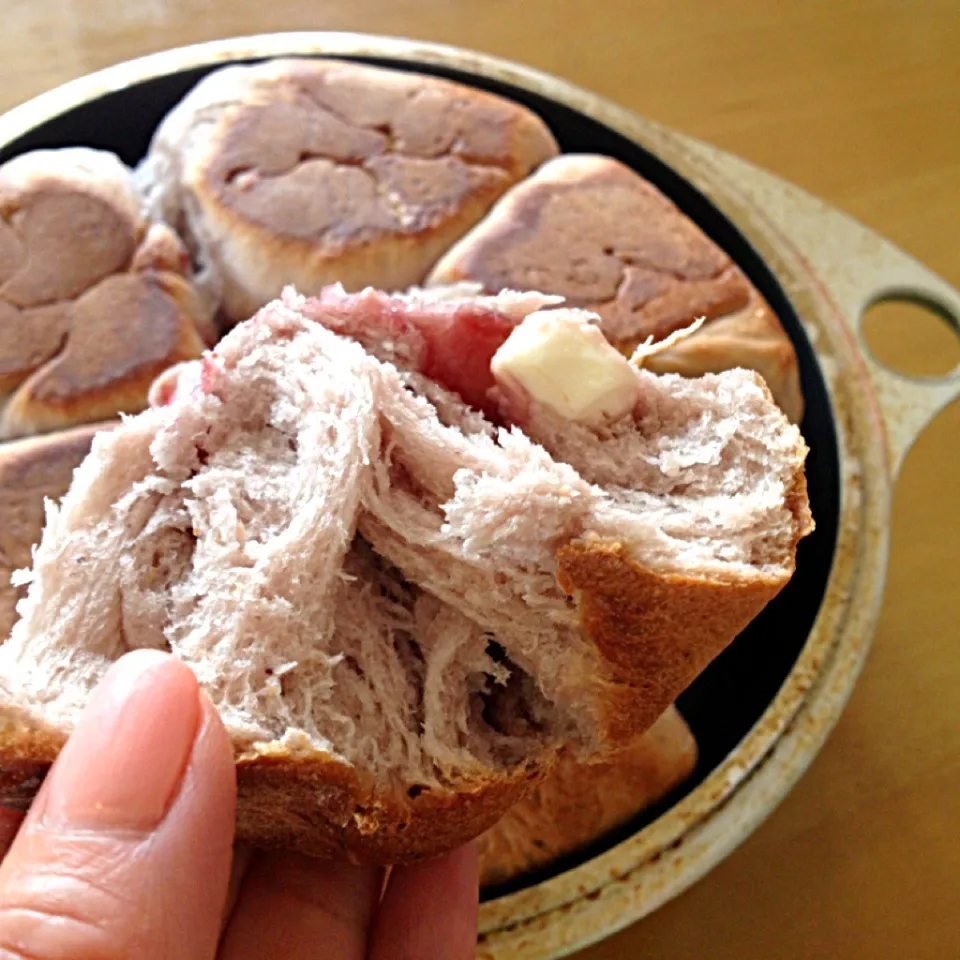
[478,704,697,888]
[428,154,805,422]
[0,148,215,440]
[138,58,559,327]
[0,285,812,862]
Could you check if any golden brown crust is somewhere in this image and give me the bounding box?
[477,706,697,887]
[0,422,113,641]
[234,748,540,863]
[560,543,785,738]
[428,153,805,421]
[0,715,541,863]
[158,58,559,324]
[558,453,813,739]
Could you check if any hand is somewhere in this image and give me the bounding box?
[0,650,479,959]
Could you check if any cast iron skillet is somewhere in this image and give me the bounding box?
[0,55,840,900]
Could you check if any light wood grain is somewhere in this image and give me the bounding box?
[3,2,958,957]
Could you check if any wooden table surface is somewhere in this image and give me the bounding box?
[3,1,958,957]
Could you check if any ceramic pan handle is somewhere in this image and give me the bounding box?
[673,137,960,478]
[713,156,960,479]
[789,195,960,477]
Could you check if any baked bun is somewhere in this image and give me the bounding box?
[0,148,215,440]
[0,423,113,642]
[0,287,811,862]
[138,58,560,327]
[478,705,697,887]
[428,154,804,422]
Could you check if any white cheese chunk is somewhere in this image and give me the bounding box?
[491,309,639,423]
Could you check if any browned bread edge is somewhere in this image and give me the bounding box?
[0,716,541,863]
[558,464,812,739]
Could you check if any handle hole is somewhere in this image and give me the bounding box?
[861,294,960,378]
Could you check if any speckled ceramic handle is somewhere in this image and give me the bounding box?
[687,146,960,478]
[778,193,960,477]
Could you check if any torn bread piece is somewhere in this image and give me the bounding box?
[0,147,215,440]
[137,58,559,327]
[428,154,805,422]
[0,288,811,862]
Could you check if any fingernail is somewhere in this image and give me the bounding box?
[42,650,201,832]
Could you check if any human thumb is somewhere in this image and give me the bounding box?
[0,650,236,959]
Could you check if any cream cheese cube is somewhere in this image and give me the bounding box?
[491,309,639,423]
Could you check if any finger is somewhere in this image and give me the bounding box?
[220,845,253,936]
[368,842,479,960]
[219,851,383,960]
[0,810,23,859]
[0,650,236,960]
